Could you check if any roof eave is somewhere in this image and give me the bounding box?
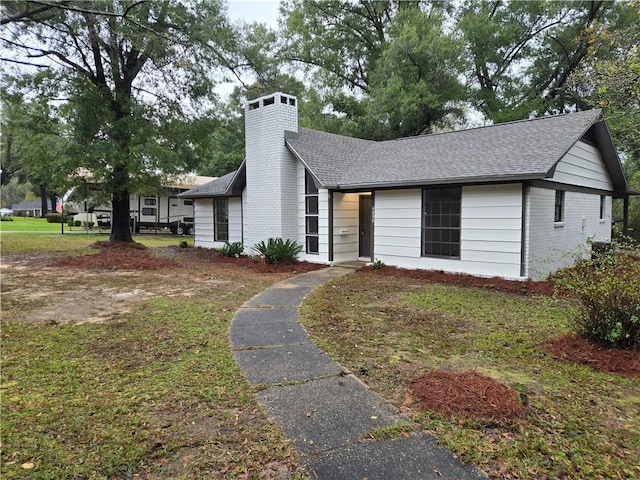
[335,173,545,191]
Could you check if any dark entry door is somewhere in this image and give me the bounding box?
[359,195,373,258]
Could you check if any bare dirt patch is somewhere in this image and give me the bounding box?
[1,242,320,326]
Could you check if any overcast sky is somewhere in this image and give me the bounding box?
[227,0,280,27]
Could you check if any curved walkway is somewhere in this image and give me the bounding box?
[230,267,486,480]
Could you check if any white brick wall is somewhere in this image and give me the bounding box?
[526,187,612,280]
[243,93,299,250]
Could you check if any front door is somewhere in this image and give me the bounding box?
[359,195,373,258]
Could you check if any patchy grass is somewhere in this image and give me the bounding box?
[0,232,186,254]
[1,243,303,479]
[300,273,640,480]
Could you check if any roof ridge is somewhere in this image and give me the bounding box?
[388,108,602,143]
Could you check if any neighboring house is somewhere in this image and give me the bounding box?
[72,175,216,233]
[1,208,13,217]
[180,92,632,280]
[11,200,53,217]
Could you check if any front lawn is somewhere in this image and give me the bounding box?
[1,242,303,479]
[300,272,639,479]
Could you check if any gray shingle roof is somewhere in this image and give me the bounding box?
[181,109,629,199]
[286,109,626,192]
[178,170,236,198]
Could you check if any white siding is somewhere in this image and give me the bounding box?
[332,192,360,263]
[373,185,524,280]
[193,197,243,249]
[526,187,612,280]
[552,141,613,191]
[194,199,214,248]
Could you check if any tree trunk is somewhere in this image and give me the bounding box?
[39,184,48,217]
[109,164,133,242]
[110,192,133,242]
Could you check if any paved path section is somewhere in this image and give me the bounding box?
[230,267,487,480]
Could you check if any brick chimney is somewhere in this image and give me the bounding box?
[243,92,299,249]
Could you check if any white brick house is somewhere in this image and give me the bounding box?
[180,92,631,280]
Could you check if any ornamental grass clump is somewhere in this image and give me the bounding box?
[555,252,640,349]
[252,237,302,264]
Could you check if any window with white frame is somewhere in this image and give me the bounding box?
[214,198,228,242]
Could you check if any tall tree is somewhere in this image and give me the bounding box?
[1,0,242,241]
[457,0,618,122]
[280,0,465,139]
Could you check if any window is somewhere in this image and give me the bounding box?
[305,170,319,254]
[144,198,157,206]
[554,190,565,223]
[600,195,606,220]
[183,199,193,206]
[214,198,228,242]
[142,207,156,216]
[422,187,461,258]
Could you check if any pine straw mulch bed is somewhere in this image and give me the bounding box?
[412,370,526,421]
[49,241,326,274]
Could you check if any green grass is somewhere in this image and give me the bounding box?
[0,231,190,253]
[1,239,302,479]
[300,273,640,480]
[0,216,65,232]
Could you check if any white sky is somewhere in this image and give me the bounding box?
[226,0,281,27]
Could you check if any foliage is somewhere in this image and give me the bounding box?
[1,216,14,222]
[457,0,620,122]
[218,241,244,258]
[252,237,302,264]
[45,213,66,224]
[0,178,31,208]
[179,240,188,248]
[555,252,640,348]
[1,0,245,241]
[371,258,385,270]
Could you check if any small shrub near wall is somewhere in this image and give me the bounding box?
[555,251,640,349]
[252,238,302,264]
[218,241,244,258]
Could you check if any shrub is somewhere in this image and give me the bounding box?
[555,253,640,348]
[252,237,302,264]
[45,213,66,223]
[179,240,188,248]
[218,241,244,258]
[372,258,385,270]
[1,216,13,222]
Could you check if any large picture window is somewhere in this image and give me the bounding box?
[305,170,319,254]
[214,198,228,242]
[422,187,461,258]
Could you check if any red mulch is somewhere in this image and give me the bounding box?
[362,265,555,296]
[412,370,526,421]
[543,333,640,379]
[49,242,326,273]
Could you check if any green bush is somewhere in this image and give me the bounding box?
[555,253,640,348]
[1,216,14,222]
[218,241,244,258]
[252,237,302,264]
[45,213,65,223]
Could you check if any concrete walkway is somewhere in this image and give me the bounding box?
[230,267,487,480]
